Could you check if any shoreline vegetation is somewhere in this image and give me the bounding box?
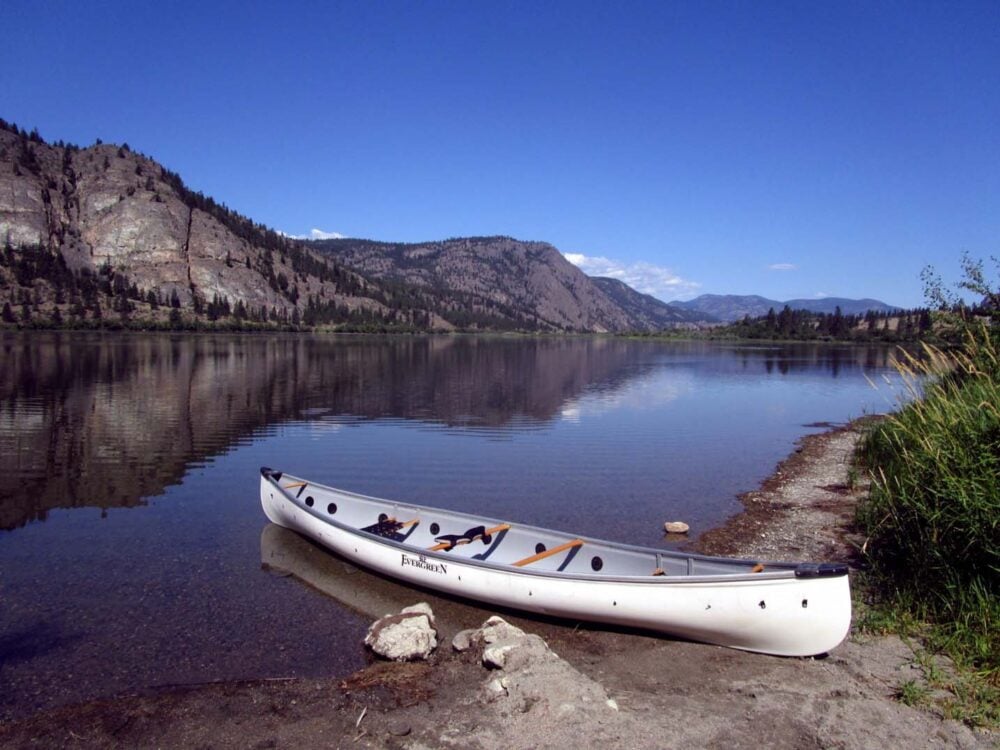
[850,256,999,727]
[855,326,999,725]
[0,289,953,344]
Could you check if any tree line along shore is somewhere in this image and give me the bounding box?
[0,240,970,341]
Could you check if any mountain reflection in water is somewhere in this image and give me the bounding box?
[0,332,896,531]
[0,333,666,529]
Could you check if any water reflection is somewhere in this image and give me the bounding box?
[0,333,897,531]
[260,523,490,632]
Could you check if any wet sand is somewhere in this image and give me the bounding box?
[1,421,994,749]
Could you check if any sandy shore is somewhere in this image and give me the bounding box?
[1,422,994,749]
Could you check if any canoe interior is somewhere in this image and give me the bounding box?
[262,469,825,582]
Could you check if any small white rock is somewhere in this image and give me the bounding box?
[451,629,476,652]
[365,604,438,661]
[664,521,690,534]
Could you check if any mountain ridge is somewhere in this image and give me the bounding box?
[0,121,701,333]
[0,120,897,333]
[590,276,710,326]
[671,294,899,323]
[309,236,706,331]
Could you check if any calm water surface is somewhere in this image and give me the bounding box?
[0,332,904,719]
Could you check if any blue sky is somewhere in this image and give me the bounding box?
[3,1,998,306]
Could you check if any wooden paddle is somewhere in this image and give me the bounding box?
[512,539,583,567]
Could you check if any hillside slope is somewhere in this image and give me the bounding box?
[591,276,709,327]
[312,237,701,332]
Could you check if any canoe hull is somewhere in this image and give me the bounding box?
[260,474,851,656]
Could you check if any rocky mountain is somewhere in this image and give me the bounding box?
[0,121,701,334]
[0,121,440,329]
[311,237,702,332]
[671,294,899,323]
[0,120,897,334]
[590,276,710,327]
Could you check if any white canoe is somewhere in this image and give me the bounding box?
[260,468,851,656]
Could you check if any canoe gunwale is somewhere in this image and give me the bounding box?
[260,468,845,586]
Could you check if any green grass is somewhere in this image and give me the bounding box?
[897,679,931,707]
[855,326,1000,724]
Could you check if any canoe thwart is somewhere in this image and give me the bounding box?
[513,538,584,567]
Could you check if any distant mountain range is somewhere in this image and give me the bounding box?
[591,277,703,327]
[670,294,899,323]
[0,120,898,333]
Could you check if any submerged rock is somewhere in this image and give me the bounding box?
[364,603,438,661]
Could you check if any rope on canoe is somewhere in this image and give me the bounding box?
[429,524,511,551]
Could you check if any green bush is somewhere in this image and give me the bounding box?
[857,327,1000,674]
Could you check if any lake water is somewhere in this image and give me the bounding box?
[0,332,904,719]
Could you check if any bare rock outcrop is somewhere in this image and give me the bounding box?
[0,125,397,323]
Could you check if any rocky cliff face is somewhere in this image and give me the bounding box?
[0,124,405,325]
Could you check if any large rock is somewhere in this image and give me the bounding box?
[364,603,438,662]
[462,616,619,715]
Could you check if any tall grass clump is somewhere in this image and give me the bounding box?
[857,325,999,678]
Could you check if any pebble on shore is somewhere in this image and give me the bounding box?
[663,521,690,534]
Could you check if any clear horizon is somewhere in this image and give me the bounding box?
[4,1,998,308]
